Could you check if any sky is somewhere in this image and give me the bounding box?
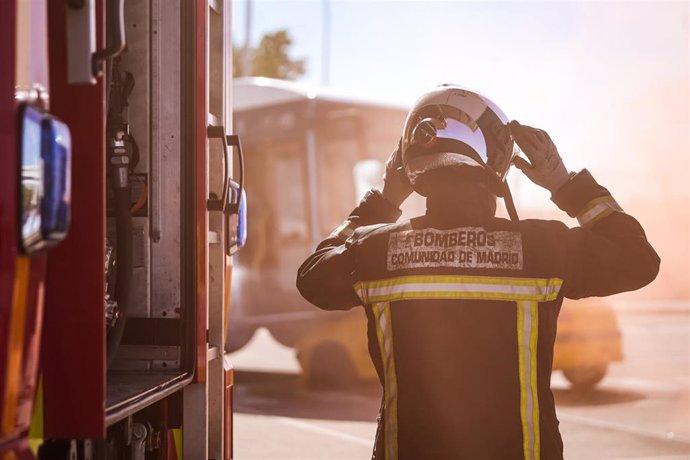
[232,0,688,196]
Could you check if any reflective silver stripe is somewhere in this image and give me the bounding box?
[577,195,623,228]
[373,302,398,460]
[353,279,555,460]
[354,276,563,304]
[330,219,357,242]
[517,300,540,460]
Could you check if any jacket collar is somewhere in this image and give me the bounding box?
[424,188,497,227]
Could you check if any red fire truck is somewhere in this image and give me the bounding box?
[1,1,245,458]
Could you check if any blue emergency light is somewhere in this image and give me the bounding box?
[236,185,247,249]
[18,104,72,254]
[227,180,247,254]
[41,114,72,242]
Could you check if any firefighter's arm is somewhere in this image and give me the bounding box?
[509,120,659,297]
[296,190,402,310]
[551,170,661,299]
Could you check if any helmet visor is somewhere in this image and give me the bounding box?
[403,116,490,182]
[432,118,488,162]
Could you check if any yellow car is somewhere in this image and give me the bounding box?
[296,299,622,391]
[553,298,623,389]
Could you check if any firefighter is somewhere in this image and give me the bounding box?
[296,84,660,460]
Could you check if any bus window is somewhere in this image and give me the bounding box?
[316,113,365,237]
[239,139,309,274]
[353,159,384,202]
[273,153,309,241]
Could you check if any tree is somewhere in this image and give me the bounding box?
[233,29,306,80]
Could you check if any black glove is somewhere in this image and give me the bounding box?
[509,120,571,193]
[381,139,413,208]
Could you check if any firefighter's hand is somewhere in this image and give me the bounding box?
[381,140,413,208]
[509,120,571,193]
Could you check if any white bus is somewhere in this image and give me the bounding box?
[228,77,410,353]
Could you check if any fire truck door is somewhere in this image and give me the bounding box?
[183,1,234,459]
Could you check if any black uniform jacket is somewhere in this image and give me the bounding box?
[296,170,660,460]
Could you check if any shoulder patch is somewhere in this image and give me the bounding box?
[387,227,523,271]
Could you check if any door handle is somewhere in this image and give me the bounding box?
[225,134,244,215]
[206,125,244,216]
[65,0,97,84]
[92,0,126,78]
[206,125,230,213]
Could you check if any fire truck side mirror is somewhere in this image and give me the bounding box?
[18,105,72,255]
[91,0,126,78]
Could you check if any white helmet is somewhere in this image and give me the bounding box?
[401,84,515,190]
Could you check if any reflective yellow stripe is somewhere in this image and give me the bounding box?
[29,376,43,452]
[355,277,555,458]
[517,301,540,460]
[355,276,562,305]
[330,219,357,242]
[365,290,554,303]
[577,195,623,228]
[358,275,560,289]
[530,302,540,460]
[517,302,528,457]
[173,428,183,460]
[2,256,31,437]
[373,302,398,460]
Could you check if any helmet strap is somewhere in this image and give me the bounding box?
[502,182,520,222]
[485,167,520,222]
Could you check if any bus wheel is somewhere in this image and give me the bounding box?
[305,341,358,389]
[563,364,608,391]
[270,323,310,348]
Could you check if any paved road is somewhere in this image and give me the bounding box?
[230,308,690,459]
